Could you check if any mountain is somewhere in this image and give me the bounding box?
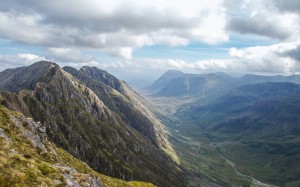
[147,71,237,98]
[182,82,300,186]
[0,103,155,187]
[148,70,184,92]
[0,61,185,187]
[63,66,179,163]
[147,70,300,99]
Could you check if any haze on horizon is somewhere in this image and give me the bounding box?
[0,0,300,87]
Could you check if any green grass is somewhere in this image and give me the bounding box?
[169,128,252,187]
[0,104,156,187]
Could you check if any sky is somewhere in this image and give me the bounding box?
[0,0,300,87]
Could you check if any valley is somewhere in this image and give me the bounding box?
[2,1,300,186]
[1,62,300,187]
[142,71,300,187]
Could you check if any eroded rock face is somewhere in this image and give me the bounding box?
[0,61,185,187]
[0,105,103,187]
[53,164,102,187]
[10,116,48,153]
[0,127,12,143]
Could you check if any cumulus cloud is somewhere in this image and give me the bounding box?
[101,41,300,76]
[228,42,300,74]
[285,45,300,62]
[0,53,46,70]
[46,48,93,63]
[0,0,227,60]
[274,0,300,14]
[108,47,133,60]
[225,0,300,41]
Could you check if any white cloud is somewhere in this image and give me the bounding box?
[46,48,93,63]
[225,0,300,41]
[0,53,46,70]
[17,54,46,64]
[98,41,300,77]
[0,0,227,60]
[108,47,133,60]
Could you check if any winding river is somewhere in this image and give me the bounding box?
[213,143,278,187]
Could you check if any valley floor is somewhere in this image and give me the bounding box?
[144,95,282,187]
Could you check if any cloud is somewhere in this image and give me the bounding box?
[225,0,300,41]
[226,16,292,40]
[0,53,46,70]
[108,47,133,60]
[100,41,300,76]
[274,0,300,14]
[228,42,300,74]
[46,48,93,63]
[285,45,300,62]
[0,0,228,60]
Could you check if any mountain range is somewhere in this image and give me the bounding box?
[2,62,300,187]
[148,70,300,99]
[0,61,185,187]
[146,70,300,186]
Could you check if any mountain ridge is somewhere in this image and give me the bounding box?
[0,103,156,187]
[147,70,300,98]
[0,61,185,187]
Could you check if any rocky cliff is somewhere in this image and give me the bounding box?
[0,61,184,187]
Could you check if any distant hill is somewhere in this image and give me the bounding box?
[147,70,300,99]
[147,71,234,98]
[181,82,300,186]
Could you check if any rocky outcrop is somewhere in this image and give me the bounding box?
[0,61,185,187]
[63,66,179,163]
[10,116,48,153]
[53,164,102,187]
[0,104,103,187]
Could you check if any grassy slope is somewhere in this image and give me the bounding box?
[171,111,253,187]
[187,96,300,186]
[0,104,155,187]
[143,96,253,186]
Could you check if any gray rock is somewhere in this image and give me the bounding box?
[10,116,47,153]
[0,127,12,143]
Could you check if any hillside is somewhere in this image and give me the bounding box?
[0,103,155,187]
[63,66,179,163]
[0,61,185,187]
[147,70,300,99]
[179,82,300,186]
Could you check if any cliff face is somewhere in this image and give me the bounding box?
[0,103,156,187]
[0,61,184,187]
[0,103,102,186]
[63,66,179,163]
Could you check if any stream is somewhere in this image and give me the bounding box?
[212,143,278,187]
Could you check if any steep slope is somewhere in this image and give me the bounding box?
[0,103,155,187]
[0,61,185,187]
[148,70,184,92]
[63,66,179,163]
[182,82,300,186]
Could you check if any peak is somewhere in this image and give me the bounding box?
[213,71,229,76]
[164,70,183,75]
[30,61,58,68]
[160,70,184,79]
[0,61,62,92]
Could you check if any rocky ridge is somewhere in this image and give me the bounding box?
[0,61,184,187]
